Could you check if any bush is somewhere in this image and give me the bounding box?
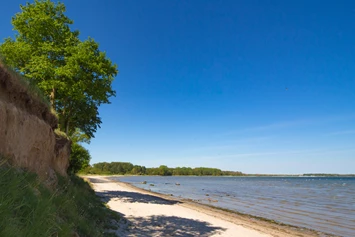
[68,142,91,174]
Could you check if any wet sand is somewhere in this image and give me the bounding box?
[85,176,324,237]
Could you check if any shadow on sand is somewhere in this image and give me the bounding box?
[88,177,181,205]
[86,177,111,183]
[124,215,226,237]
[89,177,226,236]
[96,189,181,205]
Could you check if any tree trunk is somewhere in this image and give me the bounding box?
[50,87,56,110]
[66,120,70,135]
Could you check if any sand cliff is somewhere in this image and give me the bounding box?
[0,63,70,183]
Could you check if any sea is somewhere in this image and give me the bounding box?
[110,176,355,237]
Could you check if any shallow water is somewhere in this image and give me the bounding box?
[111,176,355,237]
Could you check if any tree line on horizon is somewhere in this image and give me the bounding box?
[80,162,244,176]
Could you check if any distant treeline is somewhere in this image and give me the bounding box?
[80,162,244,176]
[302,173,355,177]
[244,173,355,177]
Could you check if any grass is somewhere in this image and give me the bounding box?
[54,129,69,139]
[0,159,120,237]
[0,57,51,109]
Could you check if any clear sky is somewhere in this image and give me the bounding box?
[1,1,355,174]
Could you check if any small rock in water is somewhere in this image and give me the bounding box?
[175,183,180,186]
[150,184,154,186]
[207,198,218,202]
[141,181,147,184]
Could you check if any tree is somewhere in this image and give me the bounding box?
[158,165,172,176]
[68,141,91,174]
[0,0,117,139]
[67,129,91,173]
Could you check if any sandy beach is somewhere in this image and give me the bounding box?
[85,176,322,237]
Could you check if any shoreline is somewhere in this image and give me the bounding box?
[111,177,335,237]
[84,175,334,237]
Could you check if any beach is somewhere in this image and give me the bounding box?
[85,176,323,237]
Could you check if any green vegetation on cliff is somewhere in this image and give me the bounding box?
[0,0,117,139]
[0,161,119,237]
[0,0,118,173]
[0,1,120,234]
[80,162,244,176]
[0,61,52,109]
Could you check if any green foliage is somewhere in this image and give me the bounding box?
[0,59,51,108]
[158,165,172,176]
[54,128,69,139]
[86,162,136,175]
[1,0,117,174]
[67,129,91,174]
[172,167,193,175]
[0,163,119,237]
[0,0,117,139]
[130,165,147,175]
[147,165,172,176]
[68,141,91,174]
[81,162,244,176]
[70,128,91,144]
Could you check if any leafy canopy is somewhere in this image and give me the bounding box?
[0,0,118,139]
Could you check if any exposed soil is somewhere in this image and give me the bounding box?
[0,63,57,129]
[0,62,70,183]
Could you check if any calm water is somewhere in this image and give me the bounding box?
[112,176,355,237]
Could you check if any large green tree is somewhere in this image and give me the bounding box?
[0,0,117,138]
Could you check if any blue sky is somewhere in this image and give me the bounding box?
[1,0,354,174]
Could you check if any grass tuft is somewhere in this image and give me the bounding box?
[54,129,69,139]
[0,159,120,237]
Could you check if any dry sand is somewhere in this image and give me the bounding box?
[85,176,322,237]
